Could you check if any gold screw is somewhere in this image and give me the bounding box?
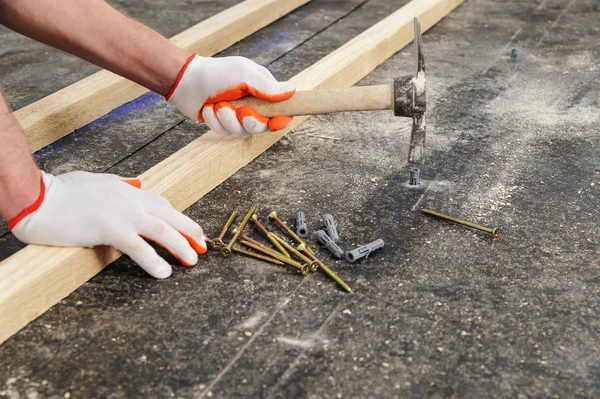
[295,243,351,292]
[318,262,353,293]
[240,239,310,276]
[270,233,319,270]
[269,211,315,255]
[232,247,285,266]
[212,210,238,248]
[296,243,351,292]
[297,243,320,271]
[221,208,256,257]
[421,208,499,238]
[239,233,279,255]
[251,214,291,258]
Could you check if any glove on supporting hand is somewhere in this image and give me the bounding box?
[167,54,295,137]
[9,171,206,279]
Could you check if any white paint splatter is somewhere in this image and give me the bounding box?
[276,335,324,349]
[238,311,267,330]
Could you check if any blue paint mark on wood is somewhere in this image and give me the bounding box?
[34,92,165,157]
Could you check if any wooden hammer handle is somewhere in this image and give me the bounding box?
[230,84,394,117]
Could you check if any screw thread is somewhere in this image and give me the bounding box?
[232,247,285,266]
[421,209,499,237]
[218,210,239,240]
[318,263,352,293]
[252,216,291,257]
[270,233,314,265]
[222,208,256,256]
[240,239,307,273]
[269,212,315,255]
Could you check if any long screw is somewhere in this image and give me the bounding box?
[318,263,353,293]
[297,242,321,270]
[221,207,256,257]
[421,208,499,238]
[251,214,291,258]
[297,242,352,293]
[269,211,315,255]
[240,236,288,260]
[240,239,310,276]
[270,233,319,270]
[239,233,279,254]
[212,210,238,248]
[232,247,285,266]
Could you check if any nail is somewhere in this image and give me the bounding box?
[212,210,238,248]
[240,239,310,276]
[270,233,319,270]
[269,211,315,255]
[232,247,285,266]
[421,208,499,238]
[251,214,291,258]
[221,208,256,257]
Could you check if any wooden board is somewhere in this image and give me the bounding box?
[13,0,312,153]
[0,0,466,345]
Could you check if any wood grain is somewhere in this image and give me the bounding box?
[230,85,394,117]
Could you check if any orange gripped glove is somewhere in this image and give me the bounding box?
[166,54,296,138]
[8,171,207,279]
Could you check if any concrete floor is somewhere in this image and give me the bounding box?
[1,0,599,398]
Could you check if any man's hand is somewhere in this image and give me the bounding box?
[8,171,207,279]
[0,0,295,137]
[167,55,296,138]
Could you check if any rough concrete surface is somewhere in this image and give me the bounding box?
[1,0,599,398]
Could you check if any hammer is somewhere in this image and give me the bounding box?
[232,18,427,164]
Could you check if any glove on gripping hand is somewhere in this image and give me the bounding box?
[167,54,295,137]
[8,171,207,279]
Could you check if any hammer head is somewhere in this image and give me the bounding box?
[393,18,427,164]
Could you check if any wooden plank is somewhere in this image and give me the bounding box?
[14,0,312,153]
[0,0,466,345]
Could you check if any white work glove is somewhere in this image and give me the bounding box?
[8,171,207,279]
[166,54,296,137]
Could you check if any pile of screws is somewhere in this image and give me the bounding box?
[206,209,352,293]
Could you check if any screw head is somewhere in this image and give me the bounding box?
[297,242,306,251]
[310,261,320,272]
[300,264,310,276]
[221,247,232,257]
[211,238,224,248]
[492,228,500,238]
[268,211,278,219]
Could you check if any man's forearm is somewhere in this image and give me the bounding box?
[0,92,41,222]
[0,0,190,96]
